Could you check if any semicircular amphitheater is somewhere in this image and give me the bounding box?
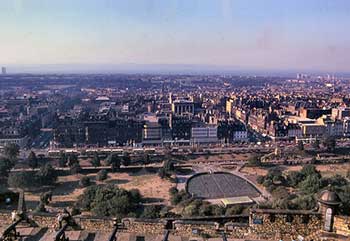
[186,172,260,199]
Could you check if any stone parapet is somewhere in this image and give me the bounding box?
[173,220,219,237]
[121,218,166,235]
[249,209,323,240]
[333,215,350,237]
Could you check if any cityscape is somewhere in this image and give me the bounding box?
[1,1,350,241]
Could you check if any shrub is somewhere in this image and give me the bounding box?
[96,169,108,181]
[67,154,79,167]
[34,202,46,213]
[247,154,262,166]
[71,207,81,216]
[141,205,161,219]
[58,153,68,167]
[169,187,179,196]
[27,151,38,169]
[0,156,15,177]
[70,163,82,174]
[40,191,53,205]
[77,185,142,218]
[256,176,265,184]
[37,163,57,185]
[106,153,121,172]
[225,205,244,215]
[91,153,101,167]
[8,172,35,189]
[79,176,91,187]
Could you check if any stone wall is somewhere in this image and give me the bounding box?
[76,216,115,232]
[0,211,12,226]
[30,213,58,229]
[224,222,249,239]
[121,218,166,235]
[249,209,323,241]
[1,208,349,240]
[333,215,350,237]
[173,220,219,237]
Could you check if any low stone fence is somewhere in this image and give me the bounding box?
[30,213,57,229]
[173,220,219,237]
[249,209,323,240]
[121,218,166,235]
[1,208,349,240]
[334,215,350,237]
[76,216,115,232]
[224,222,249,239]
[0,211,12,226]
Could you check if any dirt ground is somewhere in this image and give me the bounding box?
[187,153,250,164]
[240,162,350,178]
[240,166,268,176]
[107,169,174,205]
[280,162,350,177]
[24,169,174,211]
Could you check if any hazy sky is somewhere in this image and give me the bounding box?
[1,0,350,73]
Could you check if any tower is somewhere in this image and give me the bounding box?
[317,189,341,232]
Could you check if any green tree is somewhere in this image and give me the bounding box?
[91,153,101,167]
[287,171,304,187]
[266,168,285,185]
[129,189,142,203]
[141,205,161,219]
[256,175,265,184]
[248,154,262,166]
[106,153,121,172]
[159,159,175,178]
[143,154,151,165]
[0,156,15,177]
[158,168,167,179]
[170,190,190,205]
[164,160,175,172]
[79,176,91,187]
[58,153,68,167]
[40,191,53,205]
[34,202,46,213]
[27,151,38,169]
[211,205,225,216]
[70,162,82,174]
[4,143,20,161]
[96,169,108,181]
[312,139,320,149]
[67,154,79,167]
[299,174,321,194]
[8,172,35,189]
[122,154,131,166]
[198,204,213,216]
[225,205,244,215]
[338,185,350,215]
[297,141,304,151]
[169,187,179,196]
[300,164,321,179]
[271,186,289,200]
[323,136,336,152]
[77,185,142,218]
[182,201,200,217]
[290,194,316,210]
[37,163,57,185]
